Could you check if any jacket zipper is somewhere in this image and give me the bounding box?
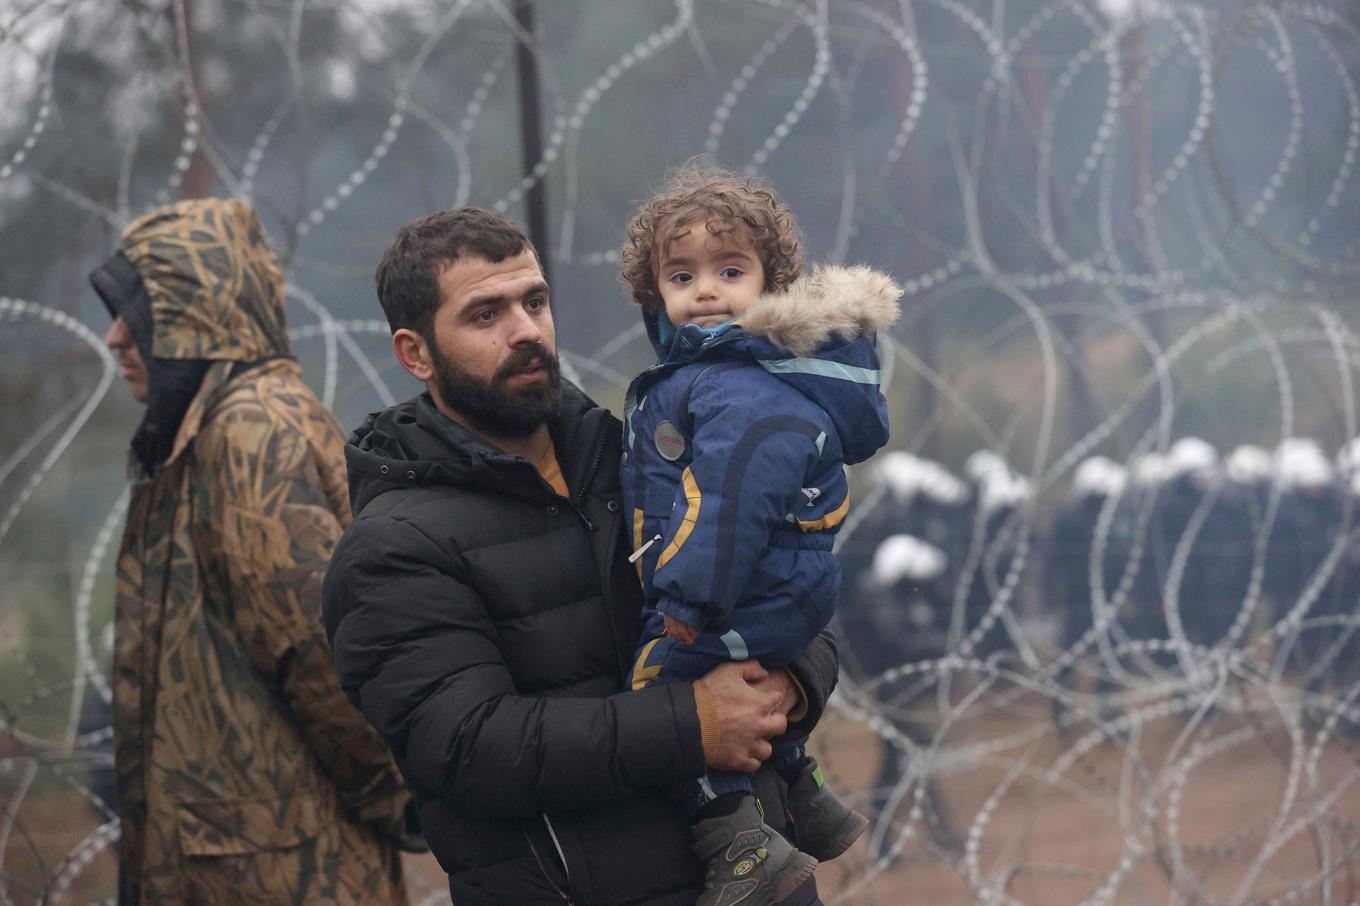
[523,816,574,905]
[629,533,663,563]
[570,418,610,531]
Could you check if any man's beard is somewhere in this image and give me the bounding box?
[428,339,562,438]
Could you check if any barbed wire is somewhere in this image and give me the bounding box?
[2,0,1359,902]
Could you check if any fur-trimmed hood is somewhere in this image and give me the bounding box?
[735,264,902,356]
[643,264,902,359]
[637,264,901,465]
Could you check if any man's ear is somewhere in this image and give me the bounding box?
[393,328,435,383]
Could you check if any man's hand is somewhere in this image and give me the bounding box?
[663,613,698,645]
[698,661,787,773]
[749,667,800,717]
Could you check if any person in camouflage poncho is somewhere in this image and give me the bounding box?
[90,198,414,905]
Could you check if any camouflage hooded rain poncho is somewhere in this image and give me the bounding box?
[103,199,411,904]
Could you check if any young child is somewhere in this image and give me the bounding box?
[620,163,901,905]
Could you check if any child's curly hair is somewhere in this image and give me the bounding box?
[620,161,803,314]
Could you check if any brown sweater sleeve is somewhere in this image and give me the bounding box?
[692,680,722,764]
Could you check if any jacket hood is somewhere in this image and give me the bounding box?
[642,265,901,359]
[641,265,902,464]
[116,197,291,362]
[734,264,902,357]
[345,381,599,516]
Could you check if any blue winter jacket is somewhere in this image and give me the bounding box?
[622,265,902,663]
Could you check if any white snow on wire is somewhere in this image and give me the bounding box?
[963,449,1032,513]
[980,470,1032,513]
[1166,436,1218,479]
[1335,437,1360,475]
[921,461,968,504]
[870,533,948,586]
[1072,456,1128,498]
[1130,452,1172,487]
[1097,0,1134,21]
[964,449,1009,484]
[1226,445,1272,484]
[872,451,969,505]
[1274,437,1335,489]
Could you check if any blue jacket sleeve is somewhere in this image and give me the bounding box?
[651,370,833,631]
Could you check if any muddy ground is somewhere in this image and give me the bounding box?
[12,695,1358,905]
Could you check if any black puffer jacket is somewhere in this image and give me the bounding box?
[323,384,837,905]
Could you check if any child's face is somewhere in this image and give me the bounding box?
[655,220,765,329]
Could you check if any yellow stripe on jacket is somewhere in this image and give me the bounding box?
[656,467,702,570]
[797,489,850,532]
[632,508,646,582]
[630,636,665,691]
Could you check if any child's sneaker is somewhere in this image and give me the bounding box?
[691,795,817,906]
[787,757,869,861]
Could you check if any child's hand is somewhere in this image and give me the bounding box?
[663,613,699,645]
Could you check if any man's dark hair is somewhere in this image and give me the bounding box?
[375,208,535,338]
